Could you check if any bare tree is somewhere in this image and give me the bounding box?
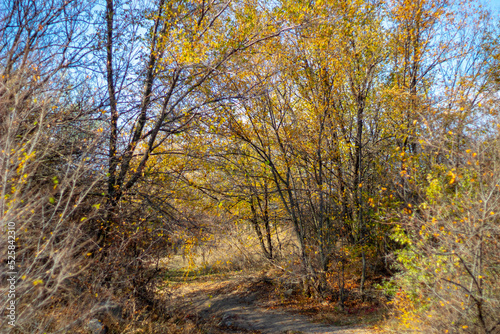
[0,1,105,332]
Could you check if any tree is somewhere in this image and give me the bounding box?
[387,1,499,332]
[98,0,294,238]
[0,1,104,332]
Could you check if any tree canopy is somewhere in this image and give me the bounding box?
[1,0,499,332]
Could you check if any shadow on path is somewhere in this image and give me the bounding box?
[168,276,373,334]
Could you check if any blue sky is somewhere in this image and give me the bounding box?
[487,0,500,11]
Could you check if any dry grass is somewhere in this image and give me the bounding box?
[164,221,301,274]
[253,268,389,329]
[85,220,391,334]
[147,221,390,333]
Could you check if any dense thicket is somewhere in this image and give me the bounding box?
[1,0,499,332]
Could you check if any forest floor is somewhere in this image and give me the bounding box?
[157,257,386,334]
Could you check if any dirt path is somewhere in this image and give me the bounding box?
[165,274,375,334]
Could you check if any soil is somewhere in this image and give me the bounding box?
[163,272,376,334]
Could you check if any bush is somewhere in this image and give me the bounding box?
[391,137,500,333]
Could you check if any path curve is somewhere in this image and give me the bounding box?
[167,275,374,334]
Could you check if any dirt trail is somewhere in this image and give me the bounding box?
[166,274,375,334]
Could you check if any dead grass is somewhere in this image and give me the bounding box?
[106,221,392,333]
[246,269,389,329]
